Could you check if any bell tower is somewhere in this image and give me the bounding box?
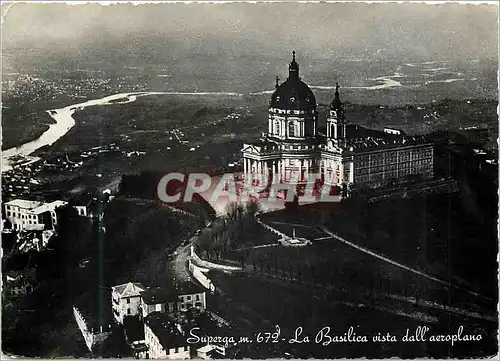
[326,83,346,142]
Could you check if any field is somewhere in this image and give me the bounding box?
[1,101,57,151]
[343,99,498,149]
[26,94,267,196]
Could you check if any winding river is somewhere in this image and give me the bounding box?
[1,91,243,173]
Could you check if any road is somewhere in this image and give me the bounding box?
[171,240,193,283]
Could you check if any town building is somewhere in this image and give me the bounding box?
[3,199,71,232]
[140,287,179,319]
[3,268,36,298]
[241,52,434,195]
[70,192,95,217]
[140,283,207,319]
[142,312,190,359]
[111,282,146,324]
[178,282,207,311]
[197,344,216,360]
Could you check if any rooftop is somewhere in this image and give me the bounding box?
[198,345,215,353]
[4,199,42,209]
[144,312,186,350]
[140,287,178,305]
[31,200,68,215]
[345,125,432,153]
[178,281,206,296]
[269,51,317,111]
[112,282,146,298]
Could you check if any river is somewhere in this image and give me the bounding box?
[1,92,148,173]
[1,91,245,173]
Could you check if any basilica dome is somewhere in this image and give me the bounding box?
[269,51,317,111]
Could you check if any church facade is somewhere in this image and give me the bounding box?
[241,52,434,194]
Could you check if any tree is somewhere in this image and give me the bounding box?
[225,202,243,222]
[197,232,212,259]
[245,200,261,218]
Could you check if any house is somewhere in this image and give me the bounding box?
[3,198,95,232]
[17,229,55,252]
[140,288,179,319]
[140,283,207,319]
[383,127,405,136]
[3,268,36,298]
[197,344,216,360]
[142,312,190,359]
[178,282,207,311]
[70,192,95,217]
[3,199,67,232]
[111,282,146,324]
[192,324,239,359]
[192,333,239,359]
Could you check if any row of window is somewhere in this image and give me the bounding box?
[355,170,432,185]
[283,144,316,150]
[356,157,433,169]
[179,294,200,301]
[356,164,433,177]
[6,211,39,220]
[272,121,315,138]
[356,161,432,175]
[356,148,433,163]
[147,330,188,355]
[287,159,313,166]
[270,108,316,115]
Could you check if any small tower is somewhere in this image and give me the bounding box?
[326,83,346,141]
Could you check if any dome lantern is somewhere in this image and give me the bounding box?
[269,51,316,111]
[288,50,300,79]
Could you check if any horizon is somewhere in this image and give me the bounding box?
[2,2,498,71]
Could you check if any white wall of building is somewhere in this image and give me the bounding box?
[111,283,145,324]
[112,293,142,324]
[143,324,190,359]
[3,199,68,232]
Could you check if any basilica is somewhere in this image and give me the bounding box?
[241,52,434,193]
